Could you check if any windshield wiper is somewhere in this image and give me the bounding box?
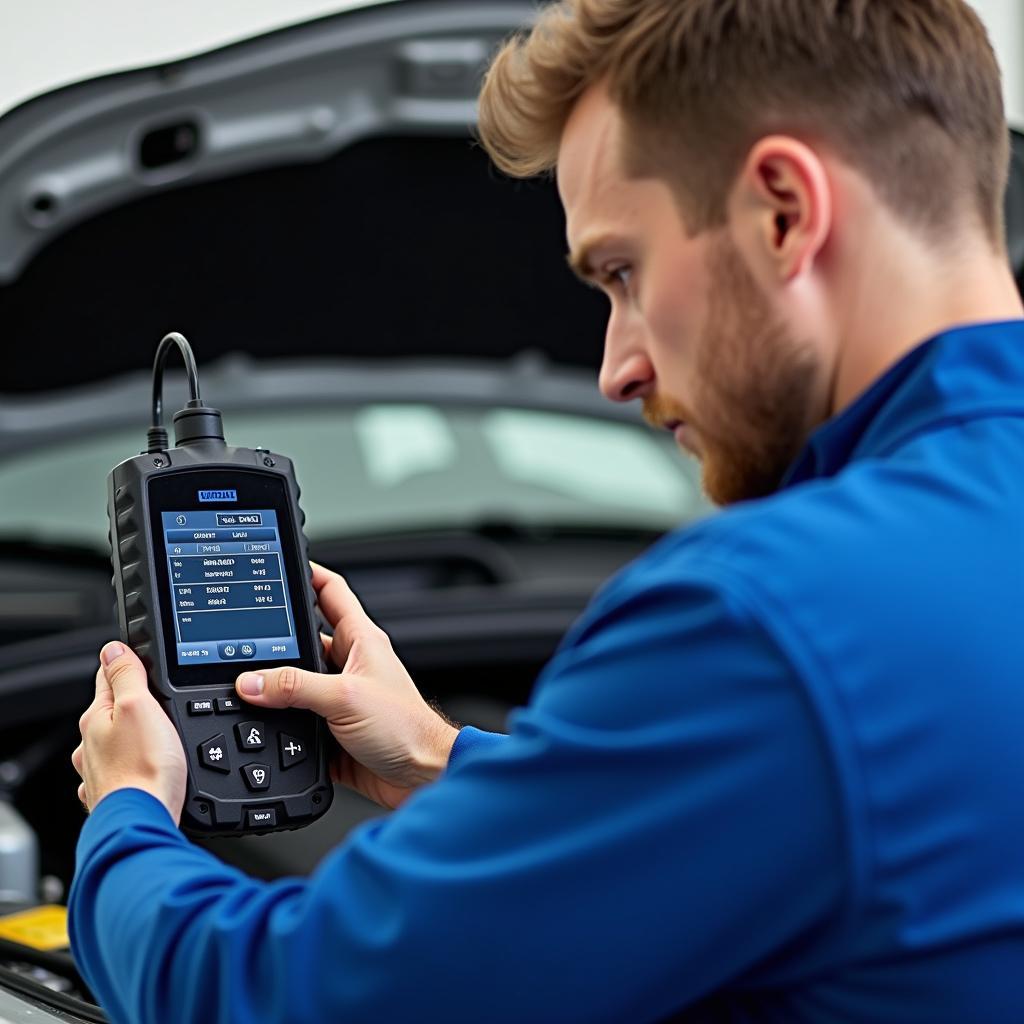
[0,948,107,1022]
[0,537,108,569]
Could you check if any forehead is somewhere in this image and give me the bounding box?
[557,86,630,236]
[556,84,681,252]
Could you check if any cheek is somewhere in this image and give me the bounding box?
[642,239,712,344]
[640,278,701,382]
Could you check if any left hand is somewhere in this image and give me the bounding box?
[72,642,187,824]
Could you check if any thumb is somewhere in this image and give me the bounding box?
[101,642,149,701]
[236,667,346,718]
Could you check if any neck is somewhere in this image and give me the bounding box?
[831,224,1024,414]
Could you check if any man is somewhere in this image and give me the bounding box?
[70,1,1024,1020]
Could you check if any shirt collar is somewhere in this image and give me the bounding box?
[782,319,1024,488]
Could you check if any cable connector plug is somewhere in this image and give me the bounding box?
[145,426,169,454]
[173,398,225,447]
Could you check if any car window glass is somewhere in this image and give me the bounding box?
[0,433,138,547]
[482,409,695,515]
[0,403,706,550]
[354,405,456,487]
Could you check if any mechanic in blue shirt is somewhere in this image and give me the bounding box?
[69,1,1024,1021]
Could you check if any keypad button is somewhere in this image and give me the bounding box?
[216,696,242,713]
[279,733,307,770]
[198,734,230,773]
[188,699,214,715]
[246,807,276,829]
[242,763,271,791]
[236,721,266,750]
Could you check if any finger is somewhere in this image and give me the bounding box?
[309,560,336,590]
[320,633,343,671]
[310,563,375,655]
[94,661,113,712]
[236,665,349,718]
[331,746,357,789]
[101,642,149,705]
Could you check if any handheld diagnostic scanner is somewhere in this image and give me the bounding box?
[107,333,333,835]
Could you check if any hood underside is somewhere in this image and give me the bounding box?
[0,0,609,395]
[3,0,1024,397]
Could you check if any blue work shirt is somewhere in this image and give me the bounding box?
[70,321,1024,1022]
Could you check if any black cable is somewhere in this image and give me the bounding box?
[147,332,202,453]
[152,332,201,426]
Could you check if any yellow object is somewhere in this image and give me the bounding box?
[0,904,69,951]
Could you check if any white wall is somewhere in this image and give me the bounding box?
[0,1,390,116]
[0,2,1021,125]
[972,0,1024,127]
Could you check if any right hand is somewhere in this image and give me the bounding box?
[235,563,458,809]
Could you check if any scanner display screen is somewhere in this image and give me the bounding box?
[161,509,300,666]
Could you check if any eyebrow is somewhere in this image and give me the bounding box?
[566,234,616,287]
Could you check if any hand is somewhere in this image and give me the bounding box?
[72,643,187,824]
[235,563,459,809]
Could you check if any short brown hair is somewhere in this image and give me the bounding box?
[478,0,1009,244]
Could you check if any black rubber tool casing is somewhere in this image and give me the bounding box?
[107,440,333,836]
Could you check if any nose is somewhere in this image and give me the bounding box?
[598,309,655,403]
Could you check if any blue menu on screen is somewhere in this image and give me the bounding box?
[161,509,300,666]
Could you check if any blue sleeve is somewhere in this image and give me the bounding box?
[69,569,849,1024]
[447,725,508,768]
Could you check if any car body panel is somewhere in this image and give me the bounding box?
[0,1,533,283]
[1,0,399,118]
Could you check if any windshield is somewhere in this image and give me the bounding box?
[0,403,707,551]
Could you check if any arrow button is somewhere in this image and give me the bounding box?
[199,733,231,774]
[236,721,266,751]
[242,763,271,791]
[279,733,307,769]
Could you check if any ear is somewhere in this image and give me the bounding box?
[731,136,832,282]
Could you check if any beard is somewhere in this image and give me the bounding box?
[644,234,824,506]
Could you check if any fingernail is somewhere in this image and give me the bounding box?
[237,673,264,696]
[101,642,125,666]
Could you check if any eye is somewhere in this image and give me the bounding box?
[601,264,634,291]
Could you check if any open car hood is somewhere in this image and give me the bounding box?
[0,0,610,398]
[0,1,400,119]
[2,0,1024,400]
